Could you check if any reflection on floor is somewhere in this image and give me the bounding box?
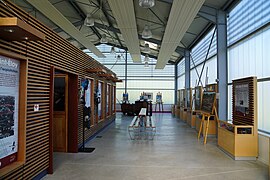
[44,113,268,180]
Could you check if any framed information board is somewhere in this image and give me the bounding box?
[0,49,27,173]
[232,77,257,126]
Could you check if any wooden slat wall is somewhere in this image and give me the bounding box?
[0,1,116,179]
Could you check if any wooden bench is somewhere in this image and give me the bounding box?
[145,116,156,140]
[128,116,140,140]
[128,108,156,140]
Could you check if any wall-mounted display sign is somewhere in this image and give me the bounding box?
[0,55,20,169]
[235,84,249,116]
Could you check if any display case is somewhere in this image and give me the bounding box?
[179,89,186,120]
[218,77,258,160]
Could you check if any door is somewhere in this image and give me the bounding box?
[53,74,68,152]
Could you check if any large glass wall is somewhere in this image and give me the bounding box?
[177,59,185,89]
[178,0,270,132]
[227,0,270,133]
[84,45,175,105]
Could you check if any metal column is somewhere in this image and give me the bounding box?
[125,50,127,94]
[217,10,228,120]
[184,50,191,89]
[175,64,178,105]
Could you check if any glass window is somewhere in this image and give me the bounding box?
[227,0,270,45]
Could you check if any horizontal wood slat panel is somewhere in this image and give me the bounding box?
[0,1,116,179]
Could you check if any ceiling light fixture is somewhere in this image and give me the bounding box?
[142,25,152,39]
[84,13,95,26]
[100,34,108,44]
[116,54,121,61]
[144,43,151,53]
[139,0,155,8]
[144,61,149,68]
[144,54,149,62]
[110,46,116,54]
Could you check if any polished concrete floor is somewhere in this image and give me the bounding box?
[44,113,268,180]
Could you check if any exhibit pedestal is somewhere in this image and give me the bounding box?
[195,116,201,132]
[218,121,258,160]
[180,107,184,120]
[183,109,187,122]
[175,105,180,118]
[187,111,196,128]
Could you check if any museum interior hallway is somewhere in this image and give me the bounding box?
[43,113,268,180]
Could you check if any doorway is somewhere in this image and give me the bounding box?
[53,74,68,152]
[49,67,78,174]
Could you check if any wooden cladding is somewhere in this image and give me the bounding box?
[232,77,257,126]
[85,68,107,74]
[0,1,115,179]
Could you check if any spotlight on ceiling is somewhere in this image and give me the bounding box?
[139,0,155,8]
[110,46,116,54]
[144,54,149,62]
[100,34,108,44]
[84,13,95,27]
[142,25,152,39]
[144,61,149,68]
[144,43,151,53]
[116,54,121,61]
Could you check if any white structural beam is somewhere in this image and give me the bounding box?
[108,0,141,62]
[156,0,205,69]
[26,0,105,58]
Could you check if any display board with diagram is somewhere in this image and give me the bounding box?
[218,76,258,160]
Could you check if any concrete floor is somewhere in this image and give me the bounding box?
[44,113,268,180]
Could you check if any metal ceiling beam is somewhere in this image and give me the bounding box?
[55,20,186,55]
[68,0,101,39]
[149,8,165,25]
[198,5,217,23]
[26,0,105,57]
[93,42,175,64]
[222,0,241,11]
[187,23,214,50]
[96,0,123,47]
[157,0,173,4]
[94,42,160,59]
